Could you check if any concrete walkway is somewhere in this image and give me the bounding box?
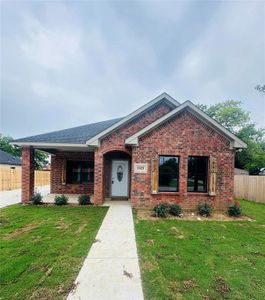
[67,201,144,300]
[0,185,50,208]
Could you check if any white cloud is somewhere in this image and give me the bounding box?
[1,1,264,138]
[163,1,265,125]
[20,15,83,70]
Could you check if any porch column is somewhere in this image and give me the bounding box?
[93,149,104,205]
[21,147,35,204]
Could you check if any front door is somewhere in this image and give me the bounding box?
[111,160,129,197]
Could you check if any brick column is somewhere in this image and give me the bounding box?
[21,147,35,204]
[93,149,104,205]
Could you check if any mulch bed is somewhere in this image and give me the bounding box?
[136,209,254,221]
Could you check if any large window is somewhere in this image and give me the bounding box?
[188,156,208,192]
[159,156,179,192]
[66,160,94,184]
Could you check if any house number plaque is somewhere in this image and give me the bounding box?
[134,163,148,174]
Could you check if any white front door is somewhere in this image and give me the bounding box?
[111,160,129,197]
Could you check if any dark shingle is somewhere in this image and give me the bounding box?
[0,149,21,165]
[13,118,123,144]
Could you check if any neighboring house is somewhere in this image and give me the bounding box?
[257,168,265,176]
[234,168,249,175]
[0,149,21,168]
[12,93,246,209]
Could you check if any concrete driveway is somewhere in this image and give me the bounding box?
[0,185,50,208]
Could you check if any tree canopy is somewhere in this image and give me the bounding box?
[198,101,265,174]
[0,134,48,170]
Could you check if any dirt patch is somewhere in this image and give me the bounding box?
[3,223,37,240]
[213,275,231,295]
[136,209,253,222]
[142,260,159,271]
[75,223,87,234]
[183,279,197,291]
[55,222,69,230]
[30,287,55,300]
[146,239,154,246]
[250,251,265,257]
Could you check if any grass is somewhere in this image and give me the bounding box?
[134,200,265,300]
[0,204,108,300]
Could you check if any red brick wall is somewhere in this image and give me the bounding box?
[51,151,94,195]
[33,100,235,209]
[93,100,174,204]
[131,111,235,209]
[21,147,35,203]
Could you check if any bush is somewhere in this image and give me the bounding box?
[78,195,91,205]
[29,193,42,205]
[169,204,182,216]
[198,203,213,217]
[153,202,170,218]
[54,195,68,206]
[228,201,242,217]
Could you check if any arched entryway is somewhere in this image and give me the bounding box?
[103,150,131,200]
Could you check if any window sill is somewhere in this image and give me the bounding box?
[152,192,180,195]
[64,183,94,185]
[187,192,208,195]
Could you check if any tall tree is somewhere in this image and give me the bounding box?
[0,134,49,170]
[197,100,250,132]
[198,101,265,174]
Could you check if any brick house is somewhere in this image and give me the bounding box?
[13,93,246,209]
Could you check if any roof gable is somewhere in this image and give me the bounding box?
[86,93,179,146]
[12,93,179,148]
[125,101,247,149]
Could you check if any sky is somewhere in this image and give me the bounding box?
[0,0,264,139]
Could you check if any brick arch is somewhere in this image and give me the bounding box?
[101,147,132,157]
[102,149,132,200]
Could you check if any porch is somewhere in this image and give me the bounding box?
[21,147,131,205]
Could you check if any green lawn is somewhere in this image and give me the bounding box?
[0,205,108,300]
[134,200,265,300]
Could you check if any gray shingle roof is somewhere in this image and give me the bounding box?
[13,118,123,144]
[0,149,21,165]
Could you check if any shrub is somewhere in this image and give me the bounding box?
[29,193,42,205]
[153,202,170,218]
[169,204,182,216]
[78,195,91,205]
[228,201,242,217]
[198,203,213,217]
[54,195,68,206]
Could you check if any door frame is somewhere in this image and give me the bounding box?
[110,159,130,199]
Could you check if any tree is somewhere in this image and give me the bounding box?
[0,134,49,170]
[236,125,265,174]
[255,84,265,95]
[198,101,265,174]
[0,134,21,157]
[197,100,250,132]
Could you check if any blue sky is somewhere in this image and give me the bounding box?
[1,0,264,138]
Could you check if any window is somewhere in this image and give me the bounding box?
[188,156,208,192]
[66,160,94,184]
[158,156,179,192]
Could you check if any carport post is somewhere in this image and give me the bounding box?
[21,147,35,204]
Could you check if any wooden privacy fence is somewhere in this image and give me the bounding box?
[0,166,50,191]
[234,175,265,203]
